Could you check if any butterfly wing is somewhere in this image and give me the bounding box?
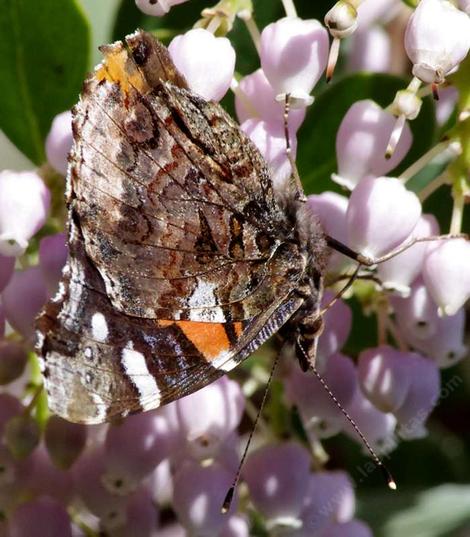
[36,31,309,424]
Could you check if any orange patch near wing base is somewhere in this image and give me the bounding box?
[157,320,243,361]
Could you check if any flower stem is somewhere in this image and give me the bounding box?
[239,10,261,52]
[399,140,453,183]
[450,188,464,234]
[281,0,298,18]
[418,172,449,202]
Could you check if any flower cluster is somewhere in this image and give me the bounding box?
[0,0,469,535]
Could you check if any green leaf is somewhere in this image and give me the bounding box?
[296,73,436,195]
[359,485,470,537]
[0,0,90,164]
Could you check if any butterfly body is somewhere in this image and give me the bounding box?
[35,30,328,424]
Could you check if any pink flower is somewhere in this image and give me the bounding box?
[333,100,412,190]
[169,29,235,101]
[422,238,470,316]
[45,110,73,176]
[405,0,470,84]
[135,0,188,16]
[0,171,50,256]
[346,176,422,258]
[260,17,329,107]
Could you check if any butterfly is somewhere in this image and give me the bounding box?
[35,30,329,424]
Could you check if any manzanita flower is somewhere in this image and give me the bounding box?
[404,0,470,85]
[9,496,73,537]
[0,171,50,256]
[175,376,243,461]
[172,461,236,534]
[243,442,311,526]
[356,0,396,29]
[348,26,391,74]
[259,17,329,107]
[2,266,48,341]
[235,69,306,131]
[377,214,439,296]
[392,278,440,340]
[319,519,373,537]
[422,238,470,316]
[44,416,87,470]
[346,176,422,258]
[333,100,412,190]
[306,192,352,273]
[358,346,411,413]
[345,386,397,453]
[241,119,297,192]
[0,341,28,386]
[39,233,68,296]
[317,292,353,370]
[45,110,73,176]
[394,352,440,439]
[299,471,355,532]
[169,29,235,102]
[135,0,188,16]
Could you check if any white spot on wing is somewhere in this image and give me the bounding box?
[121,341,161,407]
[188,279,216,309]
[91,312,108,342]
[211,350,239,372]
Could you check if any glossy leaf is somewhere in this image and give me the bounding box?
[0,0,90,164]
[296,73,436,195]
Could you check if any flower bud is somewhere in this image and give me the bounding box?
[0,394,23,436]
[394,354,440,439]
[404,0,470,84]
[358,346,411,413]
[260,17,329,107]
[112,486,159,537]
[325,1,358,39]
[39,233,67,296]
[4,415,40,460]
[300,471,355,531]
[319,519,373,537]
[285,353,357,438]
[9,497,73,537]
[220,515,250,537]
[422,238,470,316]
[390,89,422,120]
[0,341,28,385]
[173,461,236,534]
[0,171,50,256]
[348,26,391,73]
[356,0,396,28]
[307,192,353,273]
[241,119,297,193]
[333,101,412,190]
[169,29,235,102]
[0,254,14,293]
[400,308,467,369]
[135,0,188,16]
[45,110,73,176]
[346,177,422,258]
[45,415,87,469]
[317,292,353,370]
[377,214,439,296]
[176,376,243,461]
[235,69,306,132]
[392,278,440,339]
[103,408,177,495]
[243,442,311,525]
[2,266,48,341]
[345,387,397,453]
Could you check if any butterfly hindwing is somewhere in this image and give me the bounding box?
[35,30,310,424]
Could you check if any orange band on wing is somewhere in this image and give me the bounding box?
[156,320,243,361]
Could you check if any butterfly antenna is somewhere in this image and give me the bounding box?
[320,262,362,315]
[221,350,282,514]
[283,94,306,202]
[297,342,397,491]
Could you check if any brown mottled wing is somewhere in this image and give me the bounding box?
[36,217,304,424]
[71,30,294,322]
[35,30,308,424]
